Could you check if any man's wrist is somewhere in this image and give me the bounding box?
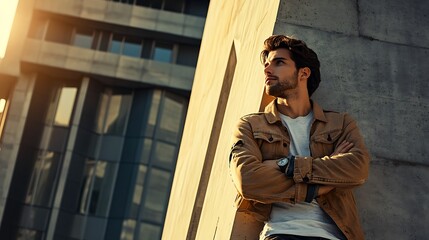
[285,155,295,178]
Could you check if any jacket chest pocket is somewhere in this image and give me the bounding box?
[311,129,342,157]
[253,132,288,160]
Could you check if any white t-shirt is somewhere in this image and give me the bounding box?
[259,111,344,240]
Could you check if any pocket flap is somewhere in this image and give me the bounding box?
[312,129,342,143]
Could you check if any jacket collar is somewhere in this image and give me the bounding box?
[264,98,328,124]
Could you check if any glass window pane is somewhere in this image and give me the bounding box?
[54,87,78,127]
[104,93,132,135]
[142,169,170,223]
[120,219,136,240]
[25,151,61,206]
[153,141,176,166]
[17,228,43,240]
[152,42,173,63]
[139,223,161,240]
[95,93,109,133]
[140,138,152,164]
[129,165,147,218]
[72,29,94,49]
[98,32,110,51]
[158,94,185,141]
[89,161,118,216]
[79,159,119,216]
[145,90,161,136]
[45,20,72,44]
[123,37,142,58]
[79,159,96,214]
[177,44,199,67]
[109,35,123,54]
[164,0,184,12]
[184,0,209,17]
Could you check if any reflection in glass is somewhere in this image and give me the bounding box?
[123,38,142,57]
[54,87,77,126]
[154,141,175,166]
[17,228,42,240]
[143,169,170,223]
[139,223,161,240]
[145,90,161,136]
[129,165,147,218]
[95,90,132,135]
[72,29,93,49]
[25,151,60,206]
[109,35,122,54]
[79,160,118,217]
[120,219,136,240]
[152,42,173,63]
[140,139,152,164]
[159,94,184,140]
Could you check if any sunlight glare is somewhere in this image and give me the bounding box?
[0,0,20,58]
[0,99,6,113]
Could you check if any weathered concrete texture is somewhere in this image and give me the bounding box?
[355,159,429,240]
[274,23,429,165]
[274,0,429,237]
[359,0,429,48]
[277,0,359,36]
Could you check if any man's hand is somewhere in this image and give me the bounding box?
[330,140,354,157]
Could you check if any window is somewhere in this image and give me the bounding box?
[45,21,72,44]
[72,28,94,49]
[79,160,118,217]
[123,37,143,58]
[158,93,186,141]
[109,35,123,54]
[164,0,184,12]
[184,0,209,17]
[54,87,78,127]
[142,168,170,223]
[139,223,161,240]
[152,42,174,63]
[129,165,147,218]
[177,44,199,66]
[94,89,132,135]
[25,151,61,206]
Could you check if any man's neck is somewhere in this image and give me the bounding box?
[276,97,312,119]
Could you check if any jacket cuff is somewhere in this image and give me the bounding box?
[293,156,313,183]
[305,184,319,203]
[294,182,308,203]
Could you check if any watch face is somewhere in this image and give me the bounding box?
[278,158,288,166]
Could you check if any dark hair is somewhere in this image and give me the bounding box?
[260,35,321,97]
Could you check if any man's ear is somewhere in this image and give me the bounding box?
[299,67,311,81]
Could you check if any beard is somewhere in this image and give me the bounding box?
[265,74,298,98]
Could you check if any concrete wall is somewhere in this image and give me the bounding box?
[274,0,429,239]
[162,0,280,239]
[164,0,429,239]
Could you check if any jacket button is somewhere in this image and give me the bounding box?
[268,137,273,141]
[283,143,287,147]
[303,177,309,182]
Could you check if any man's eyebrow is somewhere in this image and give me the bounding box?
[271,57,288,61]
[265,57,288,64]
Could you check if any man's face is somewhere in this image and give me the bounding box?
[264,48,298,98]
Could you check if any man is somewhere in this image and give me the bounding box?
[229,35,370,240]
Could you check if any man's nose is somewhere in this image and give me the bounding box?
[264,64,272,75]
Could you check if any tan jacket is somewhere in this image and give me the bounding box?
[229,99,370,240]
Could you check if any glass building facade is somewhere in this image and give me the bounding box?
[0,0,209,239]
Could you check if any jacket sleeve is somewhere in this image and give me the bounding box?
[293,113,370,187]
[229,117,308,204]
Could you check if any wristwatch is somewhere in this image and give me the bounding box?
[277,157,289,173]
